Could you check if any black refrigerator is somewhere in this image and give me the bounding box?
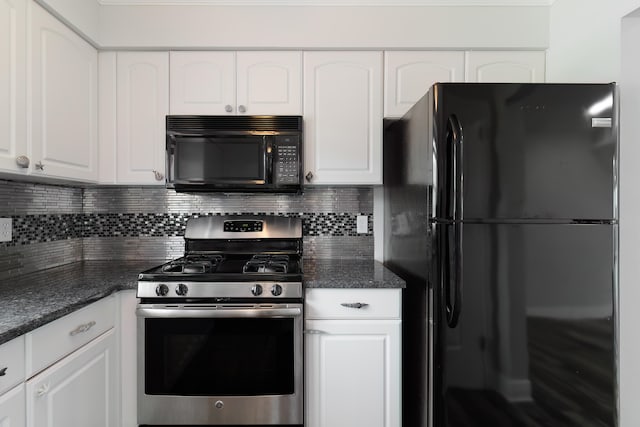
[383,83,618,427]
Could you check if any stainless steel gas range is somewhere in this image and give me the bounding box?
[136,215,303,426]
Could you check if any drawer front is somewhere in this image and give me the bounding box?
[26,296,115,377]
[305,288,401,320]
[0,336,26,396]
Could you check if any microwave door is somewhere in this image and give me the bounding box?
[171,135,267,185]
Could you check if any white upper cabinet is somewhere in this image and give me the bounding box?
[384,51,464,118]
[29,1,98,182]
[303,51,383,185]
[465,51,546,83]
[0,0,27,175]
[169,51,235,115]
[170,51,302,115]
[116,52,168,184]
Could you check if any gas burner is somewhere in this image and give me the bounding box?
[161,255,223,274]
[243,255,290,274]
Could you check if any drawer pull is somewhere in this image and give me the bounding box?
[341,302,369,309]
[36,383,50,397]
[0,367,6,376]
[69,320,97,336]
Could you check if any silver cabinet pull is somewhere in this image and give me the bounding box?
[225,104,233,113]
[36,383,50,397]
[0,367,7,376]
[69,320,96,336]
[303,329,327,335]
[305,171,313,182]
[238,105,246,113]
[15,156,29,168]
[152,170,164,181]
[35,161,44,171]
[341,302,369,309]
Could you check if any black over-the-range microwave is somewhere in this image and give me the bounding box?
[166,115,303,193]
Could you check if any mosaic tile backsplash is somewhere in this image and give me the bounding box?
[0,180,374,278]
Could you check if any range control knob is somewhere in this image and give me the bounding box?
[175,283,189,296]
[251,284,263,296]
[155,284,169,296]
[271,284,283,296]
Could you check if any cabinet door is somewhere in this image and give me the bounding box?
[0,0,27,175]
[26,330,116,427]
[116,52,168,184]
[236,51,302,115]
[384,51,464,117]
[465,51,546,83]
[29,1,98,182]
[303,51,383,185]
[169,51,235,115]
[305,319,401,427]
[0,384,25,427]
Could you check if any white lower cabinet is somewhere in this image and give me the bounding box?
[0,384,26,427]
[305,289,401,427]
[25,330,116,427]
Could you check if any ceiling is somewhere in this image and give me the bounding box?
[97,0,554,6]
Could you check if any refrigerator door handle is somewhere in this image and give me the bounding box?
[448,114,463,222]
[446,114,463,328]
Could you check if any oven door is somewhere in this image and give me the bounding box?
[137,303,303,426]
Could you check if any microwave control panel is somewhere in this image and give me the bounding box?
[274,136,300,185]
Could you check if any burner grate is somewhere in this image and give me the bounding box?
[243,255,290,274]
[162,255,224,274]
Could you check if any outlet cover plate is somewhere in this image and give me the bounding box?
[0,218,12,242]
[357,215,368,234]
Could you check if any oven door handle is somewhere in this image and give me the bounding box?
[136,307,302,319]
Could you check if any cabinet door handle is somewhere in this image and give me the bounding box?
[36,383,50,397]
[225,104,233,113]
[238,105,246,113]
[305,171,314,182]
[341,302,369,309]
[35,161,44,171]
[152,170,164,181]
[15,156,30,168]
[69,320,96,336]
[303,329,327,335]
[0,367,7,376]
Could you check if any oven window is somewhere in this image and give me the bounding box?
[145,317,294,396]
[174,136,265,182]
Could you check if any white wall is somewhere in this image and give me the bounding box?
[34,0,100,44]
[97,5,548,49]
[620,10,640,427]
[548,0,640,83]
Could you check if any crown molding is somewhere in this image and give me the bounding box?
[97,0,554,6]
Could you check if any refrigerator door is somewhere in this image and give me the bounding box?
[432,222,616,427]
[432,83,617,221]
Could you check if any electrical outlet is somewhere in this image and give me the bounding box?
[356,215,369,234]
[0,218,12,242]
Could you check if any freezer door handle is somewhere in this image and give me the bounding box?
[446,114,463,328]
[448,114,464,222]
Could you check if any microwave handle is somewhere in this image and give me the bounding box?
[265,137,273,184]
[166,135,176,184]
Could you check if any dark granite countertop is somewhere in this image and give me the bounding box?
[303,259,406,289]
[0,258,404,346]
[0,260,163,346]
